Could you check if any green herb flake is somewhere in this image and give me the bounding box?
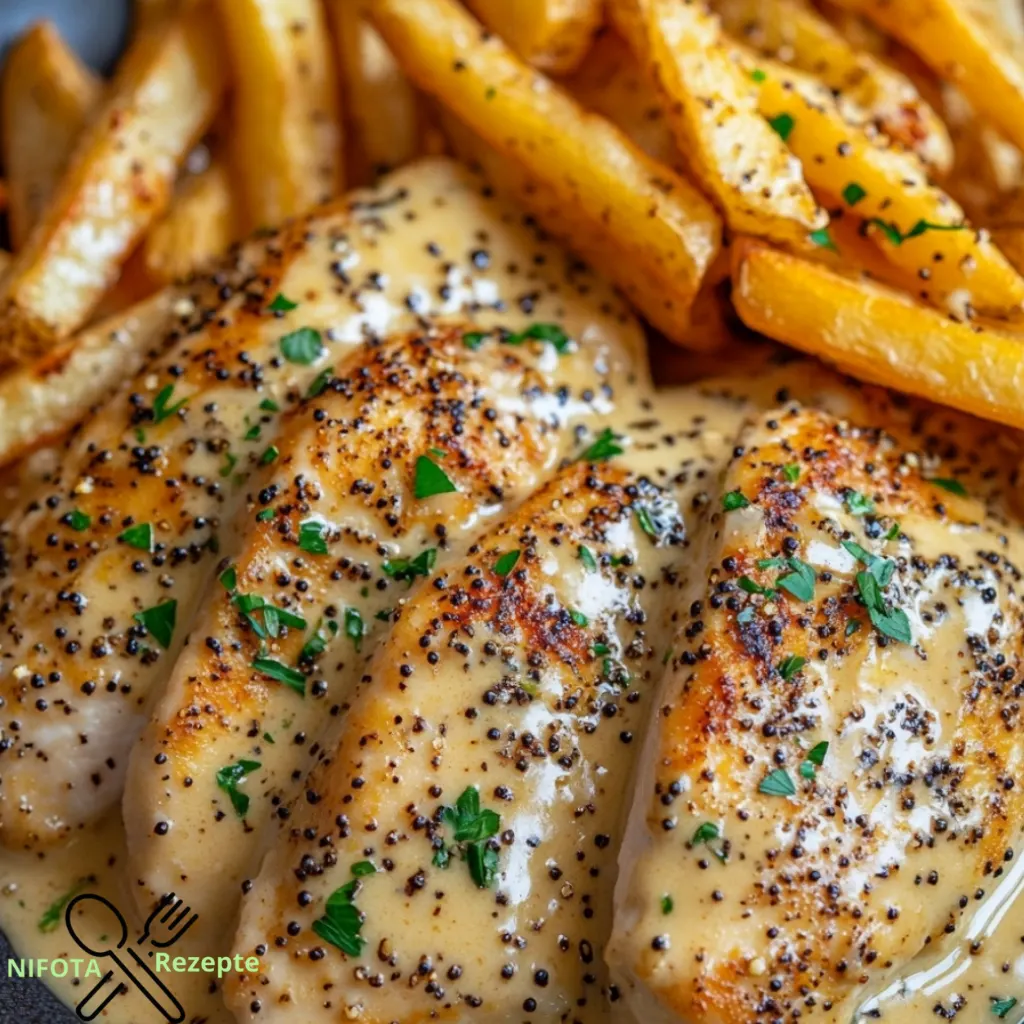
[738,576,774,597]
[845,618,861,636]
[118,523,154,551]
[885,522,901,540]
[414,454,458,500]
[244,423,261,442]
[856,570,912,644]
[300,618,338,662]
[151,384,188,424]
[462,330,487,350]
[68,509,91,531]
[38,882,85,933]
[344,607,365,652]
[778,655,806,681]
[768,112,795,141]
[722,490,750,511]
[809,227,838,252]
[494,549,521,577]
[219,566,237,592]
[220,451,238,478]
[759,768,796,797]
[691,821,727,862]
[268,293,298,313]
[737,607,755,625]
[750,68,766,83]
[661,894,674,914]
[777,557,815,602]
[579,545,598,572]
[216,759,261,817]
[280,326,324,365]
[868,217,966,246]
[505,322,573,353]
[569,609,589,627]
[351,861,376,878]
[842,182,867,206]
[635,505,657,538]
[845,490,875,516]
[298,519,329,555]
[577,427,625,463]
[991,997,1018,1019]
[928,477,967,497]
[306,367,334,399]
[259,445,279,466]
[783,463,800,482]
[256,508,274,522]
[807,741,829,766]
[312,879,367,957]
[251,656,305,695]
[440,787,503,888]
[262,732,275,744]
[133,600,177,649]
[259,398,280,412]
[381,547,437,586]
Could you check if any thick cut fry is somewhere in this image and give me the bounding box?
[217,0,343,231]
[142,159,237,283]
[831,0,1024,155]
[1,22,102,250]
[731,239,1024,429]
[613,0,824,244]
[0,6,223,367]
[744,53,1024,319]
[0,288,178,467]
[327,3,418,185]
[371,0,722,348]
[711,0,952,173]
[464,0,602,74]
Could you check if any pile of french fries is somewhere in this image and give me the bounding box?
[4,0,1024,474]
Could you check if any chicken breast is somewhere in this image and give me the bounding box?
[0,157,644,850]
[123,317,644,947]
[608,406,1024,1023]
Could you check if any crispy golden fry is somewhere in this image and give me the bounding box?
[463,0,602,75]
[0,6,223,367]
[142,158,237,283]
[371,0,722,348]
[612,0,824,244]
[711,0,952,173]
[0,288,178,467]
[743,53,1024,319]
[2,22,102,250]
[327,3,419,185]
[217,0,343,231]
[830,0,1024,155]
[731,239,1024,429]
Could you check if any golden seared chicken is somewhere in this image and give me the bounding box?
[609,406,1024,1023]
[0,158,644,851]
[123,316,645,945]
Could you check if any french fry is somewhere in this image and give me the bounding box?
[327,3,419,185]
[829,0,1024,155]
[370,0,723,349]
[731,239,1024,430]
[217,0,343,231]
[0,288,178,468]
[710,0,953,174]
[0,5,224,367]
[2,22,102,250]
[612,0,825,244]
[742,53,1024,319]
[142,158,237,283]
[463,0,603,75]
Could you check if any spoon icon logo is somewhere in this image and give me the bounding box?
[64,892,196,1023]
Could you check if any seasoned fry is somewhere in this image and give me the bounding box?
[0,5,223,366]
[142,158,237,283]
[612,0,824,244]
[371,0,722,348]
[711,0,953,173]
[463,0,602,74]
[217,0,343,231]
[0,288,178,467]
[327,3,419,185]
[2,22,102,250]
[830,0,1024,155]
[742,53,1024,319]
[732,239,1024,429]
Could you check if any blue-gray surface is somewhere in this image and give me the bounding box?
[0,5,128,1017]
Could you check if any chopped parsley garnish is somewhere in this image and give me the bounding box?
[462,330,487,350]
[777,557,815,602]
[39,882,85,933]
[259,445,279,465]
[749,68,766,83]
[768,112,795,141]
[259,398,280,412]
[577,427,624,463]
[344,607,364,651]
[783,463,800,482]
[216,759,261,817]
[351,860,376,878]
[635,505,657,538]
[739,576,773,596]
[722,490,749,511]
[414,454,457,499]
[868,218,966,246]
[382,548,437,585]
[845,618,861,636]
[220,452,238,478]
[256,507,274,522]
[118,523,154,551]
[233,593,306,639]
[691,821,727,862]
[578,545,598,572]
[494,549,520,577]
[885,522,901,540]
[68,509,91,531]
[306,366,334,398]
[842,539,894,587]
[810,227,837,252]
[375,608,392,622]
[151,384,188,424]
[267,292,298,312]
[298,519,329,555]
[778,655,806,681]
[800,741,829,780]
[504,322,573,353]
[219,566,237,591]
[280,326,324,365]
[133,600,177,648]
[437,787,502,888]
[300,618,338,661]
[842,182,866,206]
[759,768,796,797]
[737,606,755,624]
[856,570,911,644]
[928,477,967,496]
[251,656,305,695]
[845,490,875,516]
[991,997,1018,1019]
[661,895,674,914]
[569,609,589,627]
[244,423,261,441]
[312,866,372,957]
[263,732,274,744]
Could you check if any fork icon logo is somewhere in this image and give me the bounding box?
[64,892,197,1023]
